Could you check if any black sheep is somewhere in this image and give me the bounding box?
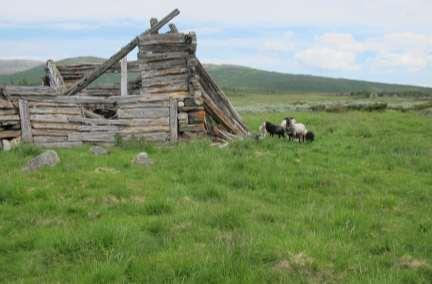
[259,121,286,138]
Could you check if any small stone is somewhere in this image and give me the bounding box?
[2,140,12,152]
[24,150,60,172]
[133,152,153,166]
[90,146,108,155]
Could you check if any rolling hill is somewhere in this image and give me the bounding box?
[0,57,431,95]
[0,59,43,75]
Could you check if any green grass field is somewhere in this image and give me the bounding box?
[1,110,431,283]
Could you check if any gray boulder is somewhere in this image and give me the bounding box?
[133,152,153,166]
[90,146,108,155]
[2,140,12,152]
[24,150,60,172]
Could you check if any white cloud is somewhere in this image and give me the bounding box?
[370,51,430,71]
[295,47,359,70]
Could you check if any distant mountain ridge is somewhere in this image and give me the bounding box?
[0,59,43,75]
[0,57,431,95]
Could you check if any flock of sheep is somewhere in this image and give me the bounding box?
[259,117,315,143]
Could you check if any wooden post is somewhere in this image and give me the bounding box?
[62,9,180,96]
[46,60,65,91]
[169,97,178,143]
[120,57,128,97]
[18,99,33,143]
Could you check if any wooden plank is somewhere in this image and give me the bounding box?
[120,57,128,97]
[121,132,169,142]
[46,60,65,91]
[32,129,76,137]
[79,125,120,132]
[67,117,169,127]
[3,86,58,97]
[18,99,33,143]
[118,102,170,109]
[33,136,67,143]
[30,114,71,123]
[169,97,178,142]
[0,99,14,109]
[117,108,169,119]
[68,132,116,142]
[30,107,82,115]
[0,130,20,139]
[120,125,170,134]
[0,115,20,121]
[31,122,81,130]
[0,109,18,115]
[62,9,180,96]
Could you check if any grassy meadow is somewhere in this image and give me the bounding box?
[1,105,432,283]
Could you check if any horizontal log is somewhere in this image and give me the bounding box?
[179,123,206,133]
[113,95,170,104]
[120,125,170,134]
[117,108,169,119]
[0,115,19,121]
[139,33,194,44]
[121,132,169,142]
[33,136,67,143]
[137,51,188,62]
[32,129,76,137]
[179,106,204,112]
[30,114,80,123]
[139,58,187,71]
[143,84,189,94]
[28,101,77,108]
[141,67,188,79]
[67,117,169,127]
[0,130,20,139]
[3,86,58,96]
[0,99,15,109]
[37,141,83,148]
[141,74,188,87]
[30,107,82,115]
[31,122,81,130]
[118,102,170,109]
[79,125,120,132]
[27,96,113,105]
[68,132,115,142]
[0,109,18,115]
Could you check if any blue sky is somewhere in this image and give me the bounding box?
[1,0,432,87]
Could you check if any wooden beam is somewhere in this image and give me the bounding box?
[18,99,33,143]
[169,97,178,143]
[62,8,180,96]
[46,60,65,91]
[120,57,128,97]
[169,23,179,33]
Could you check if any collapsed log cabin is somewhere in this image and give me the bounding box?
[0,9,248,149]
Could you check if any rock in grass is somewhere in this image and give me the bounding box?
[1,140,12,151]
[133,152,153,166]
[90,146,108,156]
[24,150,60,172]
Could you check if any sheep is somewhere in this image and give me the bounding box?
[280,117,295,141]
[259,121,286,138]
[283,117,315,143]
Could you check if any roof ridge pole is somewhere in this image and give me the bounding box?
[62,9,180,96]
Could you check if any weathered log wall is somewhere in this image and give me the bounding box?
[138,32,206,139]
[0,91,177,147]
